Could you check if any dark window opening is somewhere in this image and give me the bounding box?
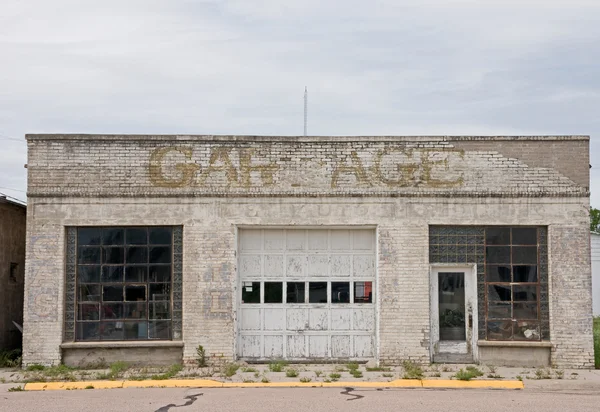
[286,282,306,303]
[242,281,260,304]
[309,282,328,303]
[264,282,283,303]
[331,282,350,303]
[9,262,18,283]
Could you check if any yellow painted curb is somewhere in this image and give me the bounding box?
[422,380,524,390]
[24,378,523,391]
[123,379,223,388]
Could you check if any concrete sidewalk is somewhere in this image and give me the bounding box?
[3,362,600,392]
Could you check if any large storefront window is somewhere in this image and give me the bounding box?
[429,226,548,342]
[485,227,540,341]
[74,227,173,341]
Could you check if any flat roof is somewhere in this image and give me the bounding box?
[25,134,590,143]
[0,196,26,209]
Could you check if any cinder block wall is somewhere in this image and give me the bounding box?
[23,135,592,368]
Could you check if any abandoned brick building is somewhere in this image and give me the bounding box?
[22,134,594,368]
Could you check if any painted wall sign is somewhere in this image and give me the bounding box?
[149,145,465,189]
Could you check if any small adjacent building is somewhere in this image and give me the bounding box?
[0,195,26,350]
[22,134,594,368]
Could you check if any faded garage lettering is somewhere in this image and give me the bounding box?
[148,145,465,189]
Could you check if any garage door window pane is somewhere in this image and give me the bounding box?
[309,282,327,303]
[286,282,305,303]
[332,282,350,303]
[354,281,373,303]
[264,282,283,303]
[242,282,260,304]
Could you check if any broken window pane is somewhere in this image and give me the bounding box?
[331,282,350,303]
[488,284,511,301]
[486,265,511,282]
[513,321,540,341]
[488,302,511,319]
[487,320,513,340]
[149,283,170,300]
[354,281,373,303]
[486,246,510,264]
[513,266,537,282]
[286,282,305,303]
[125,285,146,301]
[103,286,124,302]
[78,247,101,264]
[513,285,537,301]
[264,282,283,303]
[103,228,124,245]
[241,281,260,304]
[309,282,328,303]
[511,228,537,245]
[513,302,538,320]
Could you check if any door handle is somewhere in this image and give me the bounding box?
[468,314,473,328]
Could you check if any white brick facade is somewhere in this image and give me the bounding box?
[23,135,593,368]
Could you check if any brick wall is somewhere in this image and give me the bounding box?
[22,135,593,368]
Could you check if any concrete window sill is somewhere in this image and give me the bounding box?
[478,341,552,348]
[61,341,184,349]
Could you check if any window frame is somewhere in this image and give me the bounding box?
[484,227,541,341]
[74,226,174,342]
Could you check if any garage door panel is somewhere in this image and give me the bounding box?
[354,335,374,357]
[264,230,285,250]
[286,308,308,330]
[354,309,375,331]
[240,308,261,330]
[241,230,262,251]
[331,255,351,277]
[287,335,306,358]
[353,255,375,277]
[286,255,307,277]
[331,309,352,330]
[240,335,262,357]
[264,335,284,358]
[309,309,329,330]
[353,230,375,250]
[264,254,284,277]
[332,335,351,357]
[286,231,306,250]
[331,230,352,250]
[308,336,328,358]
[308,255,329,277]
[264,308,285,331]
[308,230,329,250]
[240,255,262,276]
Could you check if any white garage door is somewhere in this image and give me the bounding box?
[237,229,376,360]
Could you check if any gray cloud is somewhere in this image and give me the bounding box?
[1,0,599,205]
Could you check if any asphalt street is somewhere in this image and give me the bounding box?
[2,386,600,412]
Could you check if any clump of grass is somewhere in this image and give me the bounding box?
[534,368,551,380]
[107,361,128,380]
[241,366,258,373]
[454,366,484,381]
[402,360,424,380]
[323,378,331,383]
[351,370,363,378]
[299,377,312,383]
[382,373,394,378]
[314,370,323,377]
[8,386,24,392]
[555,370,564,379]
[487,365,497,373]
[334,365,347,372]
[285,368,299,378]
[242,379,255,383]
[487,374,503,379]
[366,366,391,372]
[196,345,207,367]
[516,375,523,381]
[222,363,240,378]
[346,363,359,372]
[441,366,452,372]
[151,364,183,380]
[329,373,341,381]
[268,361,287,372]
[430,372,441,378]
[0,349,22,368]
[84,385,94,389]
[26,364,46,372]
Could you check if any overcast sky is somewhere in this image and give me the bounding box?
[1,0,599,206]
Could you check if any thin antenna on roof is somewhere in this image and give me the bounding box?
[303,86,308,136]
